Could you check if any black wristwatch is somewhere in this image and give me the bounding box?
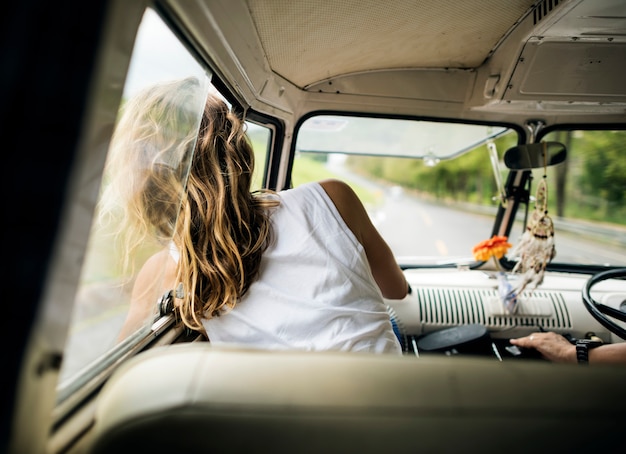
[575,338,603,364]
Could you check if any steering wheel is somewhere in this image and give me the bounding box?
[582,268,626,340]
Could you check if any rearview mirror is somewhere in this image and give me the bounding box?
[504,142,566,170]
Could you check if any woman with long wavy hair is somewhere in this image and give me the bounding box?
[105,77,408,352]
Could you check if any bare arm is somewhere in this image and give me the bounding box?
[589,343,626,364]
[117,249,178,340]
[510,332,626,364]
[319,179,408,299]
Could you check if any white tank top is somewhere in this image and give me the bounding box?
[176,182,401,354]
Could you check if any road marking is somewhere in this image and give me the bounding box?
[435,240,448,255]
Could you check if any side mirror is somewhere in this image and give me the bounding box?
[504,142,567,170]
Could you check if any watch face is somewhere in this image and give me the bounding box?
[577,339,603,348]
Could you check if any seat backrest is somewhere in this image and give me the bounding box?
[87,343,626,453]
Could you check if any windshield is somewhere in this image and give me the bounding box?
[292,115,626,268]
[297,115,509,160]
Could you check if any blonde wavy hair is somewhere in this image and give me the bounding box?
[100,77,278,332]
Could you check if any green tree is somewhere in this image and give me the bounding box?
[579,131,626,204]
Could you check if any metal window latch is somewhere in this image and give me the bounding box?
[158,290,175,316]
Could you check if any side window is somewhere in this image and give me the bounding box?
[57,8,210,394]
[246,121,272,190]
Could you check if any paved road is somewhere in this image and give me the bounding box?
[329,159,626,266]
[369,185,626,267]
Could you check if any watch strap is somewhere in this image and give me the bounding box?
[576,339,603,364]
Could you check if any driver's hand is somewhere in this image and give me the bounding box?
[510,332,576,363]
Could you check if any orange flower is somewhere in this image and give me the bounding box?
[472,235,512,262]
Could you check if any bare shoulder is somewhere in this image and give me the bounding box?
[318,179,359,205]
[142,249,174,273]
[134,249,177,289]
[318,179,368,242]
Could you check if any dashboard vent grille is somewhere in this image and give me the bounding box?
[416,287,572,330]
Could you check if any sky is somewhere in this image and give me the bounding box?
[123,9,211,99]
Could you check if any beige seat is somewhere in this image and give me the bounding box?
[88,343,626,453]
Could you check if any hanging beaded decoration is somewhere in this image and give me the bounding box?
[509,143,556,295]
